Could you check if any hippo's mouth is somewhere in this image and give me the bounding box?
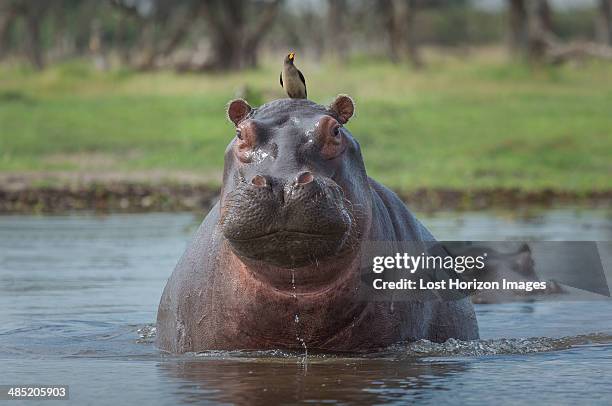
[226,228,349,269]
[229,229,344,241]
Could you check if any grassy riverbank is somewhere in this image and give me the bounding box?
[1,49,611,201]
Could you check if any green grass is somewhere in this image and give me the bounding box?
[1,51,611,192]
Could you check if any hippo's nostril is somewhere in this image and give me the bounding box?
[296,171,314,186]
[251,175,268,188]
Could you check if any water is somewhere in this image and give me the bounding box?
[1,208,611,405]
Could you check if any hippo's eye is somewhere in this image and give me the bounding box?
[234,122,256,163]
[316,116,346,160]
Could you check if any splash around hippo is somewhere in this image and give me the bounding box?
[156,96,479,353]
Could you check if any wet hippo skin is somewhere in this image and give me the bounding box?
[156,96,479,353]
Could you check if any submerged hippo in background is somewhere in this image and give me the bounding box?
[445,243,564,304]
[156,95,479,353]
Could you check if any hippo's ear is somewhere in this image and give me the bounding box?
[329,94,354,124]
[514,247,535,276]
[227,99,252,126]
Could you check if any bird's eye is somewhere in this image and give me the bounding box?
[332,126,340,137]
[236,129,242,140]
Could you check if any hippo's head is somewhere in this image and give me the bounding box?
[219,96,371,272]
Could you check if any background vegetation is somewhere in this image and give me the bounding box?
[0,0,611,199]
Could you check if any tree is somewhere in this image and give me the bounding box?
[507,0,528,53]
[0,0,52,69]
[527,0,555,61]
[506,0,556,61]
[0,2,17,61]
[378,0,422,68]
[198,0,282,71]
[533,0,554,34]
[109,0,285,71]
[404,0,421,68]
[505,0,612,65]
[597,0,612,45]
[110,0,200,70]
[327,0,349,63]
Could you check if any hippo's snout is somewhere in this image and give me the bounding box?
[221,173,353,268]
[247,170,318,204]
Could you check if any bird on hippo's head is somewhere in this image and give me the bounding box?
[280,51,307,99]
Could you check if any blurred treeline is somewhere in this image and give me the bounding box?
[0,0,611,71]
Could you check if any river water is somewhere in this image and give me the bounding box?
[1,207,611,405]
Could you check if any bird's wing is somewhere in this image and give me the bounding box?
[279,72,283,87]
[297,69,307,97]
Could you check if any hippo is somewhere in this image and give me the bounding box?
[156,96,479,353]
[445,243,564,304]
